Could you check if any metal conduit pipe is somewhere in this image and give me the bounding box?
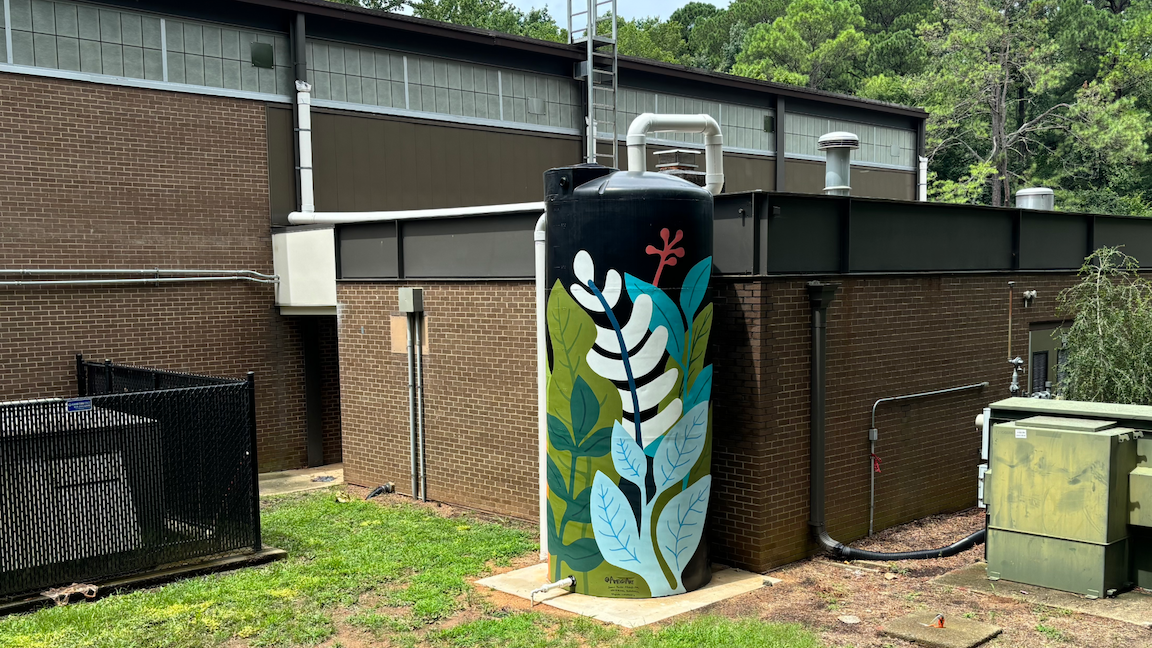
[626,113,724,195]
[0,276,278,287]
[808,281,987,561]
[407,314,419,500]
[868,382,988,535]
[0,269,277,278]
[415,310,427,502]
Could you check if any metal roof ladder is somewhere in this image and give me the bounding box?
[569,0,618,168]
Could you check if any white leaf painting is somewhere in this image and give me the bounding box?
[653,401,709,489]
[657,475,712,578]
[589,471,642,569]
[611,421,647,488]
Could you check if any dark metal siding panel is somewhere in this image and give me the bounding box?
[402,214,537,278]
[339,223,399,278]
[849,201,1013,271]
[311,110,581,211]
[785,158,914,201]
[853,166,915,201]
[312,110,342,212]
[1020,212,1089,270]
[266,106,297,226]
[714,193,756,274]
[609,141,775,193]
[1095,218,1152,268]
[785,159,826,195]
[763,194,841,273]
[723,155,774,193]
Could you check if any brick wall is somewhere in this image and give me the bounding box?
[0,71,322,471]
[339,273,1077,572]
[338,282,537,517]
[319,316,344,465]
[709,274,1076,571]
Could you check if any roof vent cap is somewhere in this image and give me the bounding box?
[817,131,860,151]
[1015,187,1054,211]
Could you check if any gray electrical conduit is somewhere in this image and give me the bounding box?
[0,269,278,286]
[868,382,988,536]
[808,281,987,561]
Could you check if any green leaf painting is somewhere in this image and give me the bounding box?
[550,246,713,597]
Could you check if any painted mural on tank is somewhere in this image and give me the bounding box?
[546,224,714,599]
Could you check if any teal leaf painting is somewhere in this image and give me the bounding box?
[570,376,600,439]
[590,471,641,567]
[624,273,685,361]
[657,475,712,575]
[547,414,575,454]
[562,486,593,525]
[684,365,712,415]
[611,421,647,487]
[680,257,712,320]
[561,537,606,572]
[546,455,567,497]
[653,401,709,490]
[581,426,614,457]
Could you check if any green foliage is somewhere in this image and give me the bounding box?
[1057,247,1152,404]
[411,0,566,42]
[732,0,869,93]
[688,0,790,71]
[670,2,722,41]
[0,491,534,647]
[617,18,689,63]
[327,0,408,11]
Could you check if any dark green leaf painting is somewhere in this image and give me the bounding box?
[547,231,713,598]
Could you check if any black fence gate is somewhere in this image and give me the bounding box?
[0,356,260,599]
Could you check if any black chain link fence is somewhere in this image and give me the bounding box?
[0,357,260,599]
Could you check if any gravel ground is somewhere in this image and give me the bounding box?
[703,508,1151,648]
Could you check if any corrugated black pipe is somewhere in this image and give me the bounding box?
[806,281,986,561]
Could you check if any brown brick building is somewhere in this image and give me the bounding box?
[7,0,1149,575]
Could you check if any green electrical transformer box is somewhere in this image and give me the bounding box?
[986,416,1138,598]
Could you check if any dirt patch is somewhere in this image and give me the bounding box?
[700,509,1150,647]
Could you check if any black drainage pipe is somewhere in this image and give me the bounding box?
[806,281,986,561]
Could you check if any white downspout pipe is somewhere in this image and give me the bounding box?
[296,80,315,213]
[626,113,724,195]
[918,155,928,201]
[288,202,546,225]
[535,212,548,561]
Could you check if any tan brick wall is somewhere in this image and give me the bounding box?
[340,273,1077,572]
[0,71,320,471]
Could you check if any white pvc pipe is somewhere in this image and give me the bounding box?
[288,201,546,225]
[296,80,315,214]
[626,113,724,195]
[535,212,548,561]
[918,155,928,201]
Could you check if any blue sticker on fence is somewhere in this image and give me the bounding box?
[66,398,93,413]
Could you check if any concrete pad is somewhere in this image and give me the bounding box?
[933,562,1152,628]
[881,613,1001,648]
[259,463,344,496]
[476,562,778,628]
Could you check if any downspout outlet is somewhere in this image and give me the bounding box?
[818,132,859,196]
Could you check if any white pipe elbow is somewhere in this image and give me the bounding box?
[625,113,724,195]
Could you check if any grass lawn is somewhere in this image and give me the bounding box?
[0,490,821,648]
